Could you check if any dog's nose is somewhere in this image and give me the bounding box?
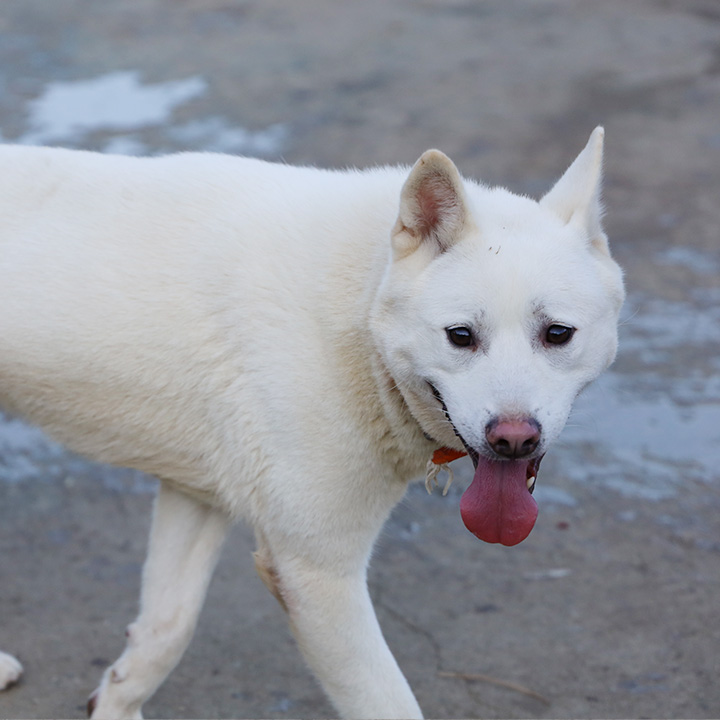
[486,417,541,459]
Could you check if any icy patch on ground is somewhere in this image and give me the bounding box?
[560,291,720,499]
[620,295,720,365]
[167,117,288,156]
[0,414,66,484]
[563,374,720,499]
[20,71,207,144]
[15,71,288,157]
[533,485,578,507]
[0,412,156,493]
[656,246,719,275]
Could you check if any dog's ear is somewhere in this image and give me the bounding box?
[392,150,469,259]
[540,127,610,255]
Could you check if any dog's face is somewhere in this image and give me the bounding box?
[371,128,624,546]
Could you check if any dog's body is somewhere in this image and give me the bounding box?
[0,131,623,719]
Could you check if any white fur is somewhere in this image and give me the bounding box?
[0,129,623,719]
[0,651,23,691]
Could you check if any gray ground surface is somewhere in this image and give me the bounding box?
[0,1,719,718]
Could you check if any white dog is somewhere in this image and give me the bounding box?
[0,128,623,719]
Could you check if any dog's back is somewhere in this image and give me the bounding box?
[0,146,410,505]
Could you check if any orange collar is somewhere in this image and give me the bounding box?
[431,447,467,464]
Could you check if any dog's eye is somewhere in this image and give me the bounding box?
[446,326,474,348]
[545,324,575,346]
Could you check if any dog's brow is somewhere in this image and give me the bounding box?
[531,300,547,317]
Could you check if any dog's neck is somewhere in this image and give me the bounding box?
[367,348,437,479]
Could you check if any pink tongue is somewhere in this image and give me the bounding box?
[460,457,538,546]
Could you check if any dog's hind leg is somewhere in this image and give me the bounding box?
[89,482,230,720]
[0,650,23,690]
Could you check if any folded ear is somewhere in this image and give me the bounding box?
[392,149,469,259]
[540,127,610,255]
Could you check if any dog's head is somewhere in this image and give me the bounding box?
[371,128,624,546]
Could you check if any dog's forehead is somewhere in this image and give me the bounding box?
[449,192,583,274]
[468,186,566,240]
[422,195,600,319]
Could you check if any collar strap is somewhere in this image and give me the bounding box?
[432,447,467,464]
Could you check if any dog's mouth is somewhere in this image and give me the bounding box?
[462,451,544,546]
[428,383,543,547]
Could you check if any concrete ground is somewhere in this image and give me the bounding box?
[1,1,719,717]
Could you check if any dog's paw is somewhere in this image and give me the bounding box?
[87,683,144,719]
[0,651,23,690]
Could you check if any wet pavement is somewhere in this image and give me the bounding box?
[0,1,719,717]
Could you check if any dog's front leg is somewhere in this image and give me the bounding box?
[89,483,230,720]
[257,533,423,720]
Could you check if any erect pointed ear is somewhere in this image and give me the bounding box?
[392,149,470,259]
[541,127,610,255]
